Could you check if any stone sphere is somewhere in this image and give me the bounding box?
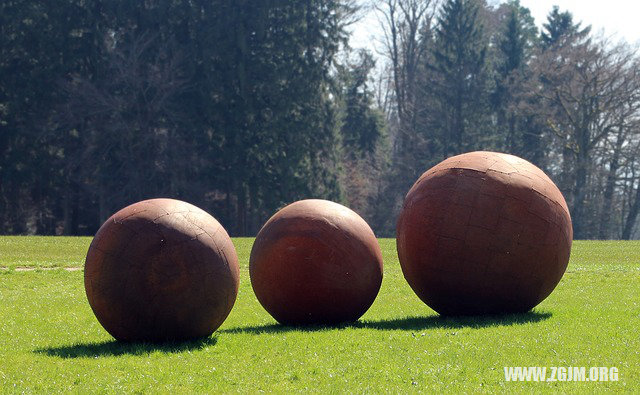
[84,198,239,342]
[396,151,572,316]
[250,199,383,325]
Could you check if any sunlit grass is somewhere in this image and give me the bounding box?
[0,238,638,392]
[0,236,91,268]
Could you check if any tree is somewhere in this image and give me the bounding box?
[541,6,590,49]
[376,0,437,165]
[0,0,101,234]
[0,0,359,236]
[430,0,490,157]
[532,38,639,238]
[339,50,386,156]
[491,0,541,160]
[373,0,439,235]
[597,77,640,239]
[59,31,192,225]
[336,49,389,225]
[622,148,640,239]
[204,1,352,234]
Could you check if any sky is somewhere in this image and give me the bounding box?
[518,0,640,44]
[349,0,640,54]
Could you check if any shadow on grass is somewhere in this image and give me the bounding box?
[35,336,217,359]
[356,310,552,331]
[221,311,552,334]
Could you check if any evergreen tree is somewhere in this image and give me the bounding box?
[203,1,350,234]
[541,6,591,49]
[491,0,541,161]
[0,0,355,235]
[430,0,490,157]
[496,1,536,76]
[337,49,389,226]
[339,50,385,156]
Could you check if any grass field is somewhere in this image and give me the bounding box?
[1,238,639,392]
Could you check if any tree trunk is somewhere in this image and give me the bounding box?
[506,113,515,152]
[597,128,624,239]
[622,180,640,240]
[98,181,108,225]
[572,150,588,239]
[453,80,464,154]
[235,182,247,236]
[63,185,71,235]
[62,182,79,235]
[560,143,574,202]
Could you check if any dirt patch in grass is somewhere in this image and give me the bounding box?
[0,266,82,271]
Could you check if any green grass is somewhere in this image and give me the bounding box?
[0,236,91,268]
[0,239,639,392]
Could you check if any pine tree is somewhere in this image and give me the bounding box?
[336,49,389,226]
[497,1,536,76]
[339,50,385,156]
[491,0,540,160]
[541,6,590,49]
[430,0,489,157]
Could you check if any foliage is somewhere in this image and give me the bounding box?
[375,1,640,238]
[339,50,385,156]
[0,0,355,236]
[540,6,591,49]
[2,1,640,238]
[430,0,490,156]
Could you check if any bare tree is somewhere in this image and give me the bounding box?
[375,0,437,155]
[621,114,640,239]
[531,38,640,238]
[59,32,190,230]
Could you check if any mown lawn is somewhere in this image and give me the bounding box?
[0,238,639,392]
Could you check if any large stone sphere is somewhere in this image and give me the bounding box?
[250,199,383,325]
[396,151,572,316]
[84,198,239,342]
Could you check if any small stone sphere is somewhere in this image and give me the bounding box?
[250,199,383,325]
[396,151,573,316]
[84,198,239,342]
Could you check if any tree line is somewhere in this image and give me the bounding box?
[371,0,640,239]
[1,0,639,239]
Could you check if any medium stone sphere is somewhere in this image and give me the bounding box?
[84,198,239,342]
[250,199,383,325]
[396,151,572,316]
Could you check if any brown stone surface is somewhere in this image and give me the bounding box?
[396,151,573,316]
[84,198,239,342]
[250,199,383,325]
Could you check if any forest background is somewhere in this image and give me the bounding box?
[1,0,639,239]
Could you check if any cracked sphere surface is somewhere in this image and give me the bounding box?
[84,198,239,342]
[396,151,573,316]
[250,199,383,325]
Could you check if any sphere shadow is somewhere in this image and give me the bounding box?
[221,310,552,334]
[34,336,217,359]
